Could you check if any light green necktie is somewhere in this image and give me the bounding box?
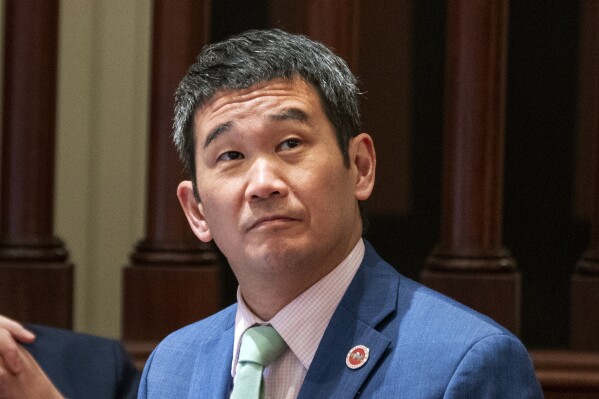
[231,325,287,399]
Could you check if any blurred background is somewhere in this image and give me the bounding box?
[0,0,593,357]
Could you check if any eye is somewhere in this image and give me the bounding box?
[278,138,301,151]
[218,151,244,161]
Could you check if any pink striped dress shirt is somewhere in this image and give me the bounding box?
[231,239,365,399]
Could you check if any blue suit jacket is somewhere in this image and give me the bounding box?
[139,242,543,398]
[24,325,140,399]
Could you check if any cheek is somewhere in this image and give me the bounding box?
[197,173,239,203]
[196,182,234,225]
[300,165,354,212]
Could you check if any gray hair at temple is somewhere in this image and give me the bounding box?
[173,29,361,199]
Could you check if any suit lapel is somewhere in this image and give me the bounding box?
[188,311,235,399]
[298,242,399,399]
[298,307,392,398]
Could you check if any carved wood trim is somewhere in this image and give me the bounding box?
[532,350,599,394]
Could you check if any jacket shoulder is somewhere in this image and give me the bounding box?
[139,304,237,398]
[357,256,541,396]
[157,303,237,349]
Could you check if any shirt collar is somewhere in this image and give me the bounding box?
[232,239,365,375]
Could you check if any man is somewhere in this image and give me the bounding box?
[139,29,542,398]
[0,314,140,398]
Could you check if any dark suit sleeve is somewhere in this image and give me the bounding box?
[110,339,141,399]
[444,334,543,398]
[24,325,141,399]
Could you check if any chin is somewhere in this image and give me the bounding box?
[251,240,308,267]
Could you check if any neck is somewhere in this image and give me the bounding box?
[237,237,361,320]
[238,265,331,320]
[231,231,361,321]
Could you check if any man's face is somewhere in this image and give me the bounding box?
[178,77,375,288]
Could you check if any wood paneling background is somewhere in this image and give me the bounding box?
[1,0,597,396]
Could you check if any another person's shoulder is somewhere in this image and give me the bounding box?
[25,324,131,360]
[24,324,141,399]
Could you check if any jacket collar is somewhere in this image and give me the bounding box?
[298,241,398,398]
[188,307,236,399]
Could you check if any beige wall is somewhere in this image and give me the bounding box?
[53,0,152,338]
[0,0,157,339]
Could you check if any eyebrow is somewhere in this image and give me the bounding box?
[202,108,311,150]
[203,121,233,149]
[268,108,310,123]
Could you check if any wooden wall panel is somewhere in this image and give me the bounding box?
[532,350,599,398]
[570,0,599,351]
[0,0,72,328]
[268,0,359,70]
[357,1,412,216]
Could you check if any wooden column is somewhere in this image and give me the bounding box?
[571,0,599,351]
[268,0,359,71]
[122,0,222,342]
[0,0,72,328]
[421,0,521,334]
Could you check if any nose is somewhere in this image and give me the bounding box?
[245,157,289,201]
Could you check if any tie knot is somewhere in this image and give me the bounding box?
[238,325,287,366]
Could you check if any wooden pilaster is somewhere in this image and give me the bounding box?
[122,0,222,342]
[421,0,520,334]
[0,0,72,329]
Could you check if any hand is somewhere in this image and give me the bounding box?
[0,315,36,374]
[0,345,64,399]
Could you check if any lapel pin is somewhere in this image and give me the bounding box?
[346,345,369,369]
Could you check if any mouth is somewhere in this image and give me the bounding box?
[247,215,300,231]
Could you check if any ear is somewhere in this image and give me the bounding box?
[177,180,213,242]
[350,133,376,201]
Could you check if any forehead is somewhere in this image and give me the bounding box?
[193,78,327,138]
